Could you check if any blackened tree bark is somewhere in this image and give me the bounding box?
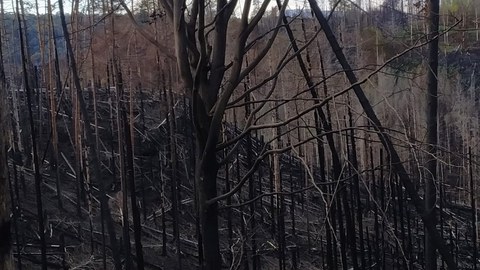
[17,0,47,267]
[307,0,455,269]
[158,1,288,269]
[278,7,350,268]
[425,0,440,268]
[166,83,181,269]
[57,0,122,268]
[46,0,62,210]
[469,148,477,270]
[0,14,14,269]
[124,103,145,270]
[115,65,133,269]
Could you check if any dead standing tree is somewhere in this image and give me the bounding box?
[158,1,288,269]
[425,0,440,268]
[0,11,14,269]
[306,0,456,269]
[57,0,122,267]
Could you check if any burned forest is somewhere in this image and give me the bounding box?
[1,0,480,269]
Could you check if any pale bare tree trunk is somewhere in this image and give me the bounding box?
[115,62,133,269]
[70,0,84,218]
[46,0,62,210]
[444,6,449,46]
[34,0,45,145]
[476,6,479,41]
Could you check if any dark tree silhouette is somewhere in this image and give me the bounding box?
[0,12,14,269]
[425,0,440,268]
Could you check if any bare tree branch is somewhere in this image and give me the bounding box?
[308,0,457,268]
[117,0,175,60]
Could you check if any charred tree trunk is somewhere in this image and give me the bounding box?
[17,1,47,267]
[425,0,440,268]
[195,137,220,269]
[166,81,181,270]
[307,1,455,268]
[57,0,122,267]
[159,1,288,269]
[46,0,62,210]
[0,14,14,269]
[469,148,477,270]
[115,63,133,269]
[279,8,344,268]
[124,100,145,270]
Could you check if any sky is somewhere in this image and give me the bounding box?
[1,0,368,14]
[1,0,384,15]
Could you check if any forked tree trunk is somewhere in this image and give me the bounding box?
[160,1,288,269]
